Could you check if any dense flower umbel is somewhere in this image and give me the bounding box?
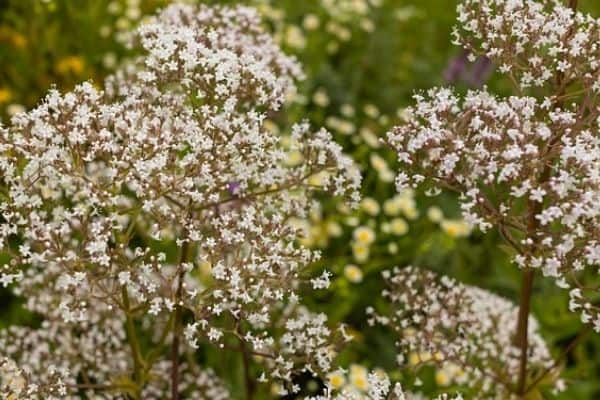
[454,0,600,92]
[0,3,360,398]
[388,0,600,332]
[368,267,555,398]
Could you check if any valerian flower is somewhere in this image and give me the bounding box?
[369,267,556,398]
[305,367,464,399]
[0,3,360,397]
[388,0,599,331]
[454,0,599,92]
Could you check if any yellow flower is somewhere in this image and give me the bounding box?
[116,17,131,31]
[303,14,320,30]
[397,107,412,121]
[419,351,432,362]
[285,25,306,49]
[360,126,380,148]
[285,150,304,166]
[363,103,380,118]
[256,4,283,21]
[447,363,467,383]
[379,168,395,182]
[396,194,418,219]
[263,120,280,134]
[427,206,444,223]
[370,154,388,172]
[327,370,346,389]
[390,218,409,235]
[344,264,363,283]
[310,225,329,247]
[326,116,355,135]
[388,242,398,254]
[102,52,117,69]
[353,226,375,245]
[360,18,375,32]
[360,197,380,216]
[340,104,355,117]
[383,197,401,216]
[327,22,351,41]
[312,88,330,107]
[6,104,25,116]
[441,219,472,238]
[326,221,343,237]
[435,369,451,387]
[352,242,370,263]
[0,88,12,104]
[308,170,330,187]
[403,205,419,220]
[337,202,351,215]
[56,56,85,76]
[349,364,369,392]
[408,352,421,366]
[345,216,359,227]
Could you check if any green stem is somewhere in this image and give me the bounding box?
[122,286,145,400]
[146,312,175,367]
[171,240,190,400]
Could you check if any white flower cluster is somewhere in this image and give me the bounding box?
[306,370,463,400]
[0,314,124,397]
[0,357,69,400]
[0,3,360,397]
[136,3,303,110]
[141,360,229,400]
[388,0,599,331]
[454,0,600,92]
[369,267,556,398]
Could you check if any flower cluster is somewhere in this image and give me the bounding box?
[0,3,360,397]
[454,0,600,92]
[0,357,69,400]
[309,367,464,400]
[388,0,600,331]
[369,267,556,398]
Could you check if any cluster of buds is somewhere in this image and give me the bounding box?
[369,267,556,398]
[388,0,600,331]
[0,3,360,398]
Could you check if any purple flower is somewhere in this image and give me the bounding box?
[227,181,241,196]
[443,49,494,87]
[443,49,470,83]
[467,56,493,87]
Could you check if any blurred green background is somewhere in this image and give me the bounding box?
[1,0,599,398]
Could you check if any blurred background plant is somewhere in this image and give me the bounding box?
[0,0,599,398]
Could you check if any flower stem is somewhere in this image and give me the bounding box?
[515,268,535,395]
[240,336,256,400]
[171,240,190,400]
[122,286,144,400]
